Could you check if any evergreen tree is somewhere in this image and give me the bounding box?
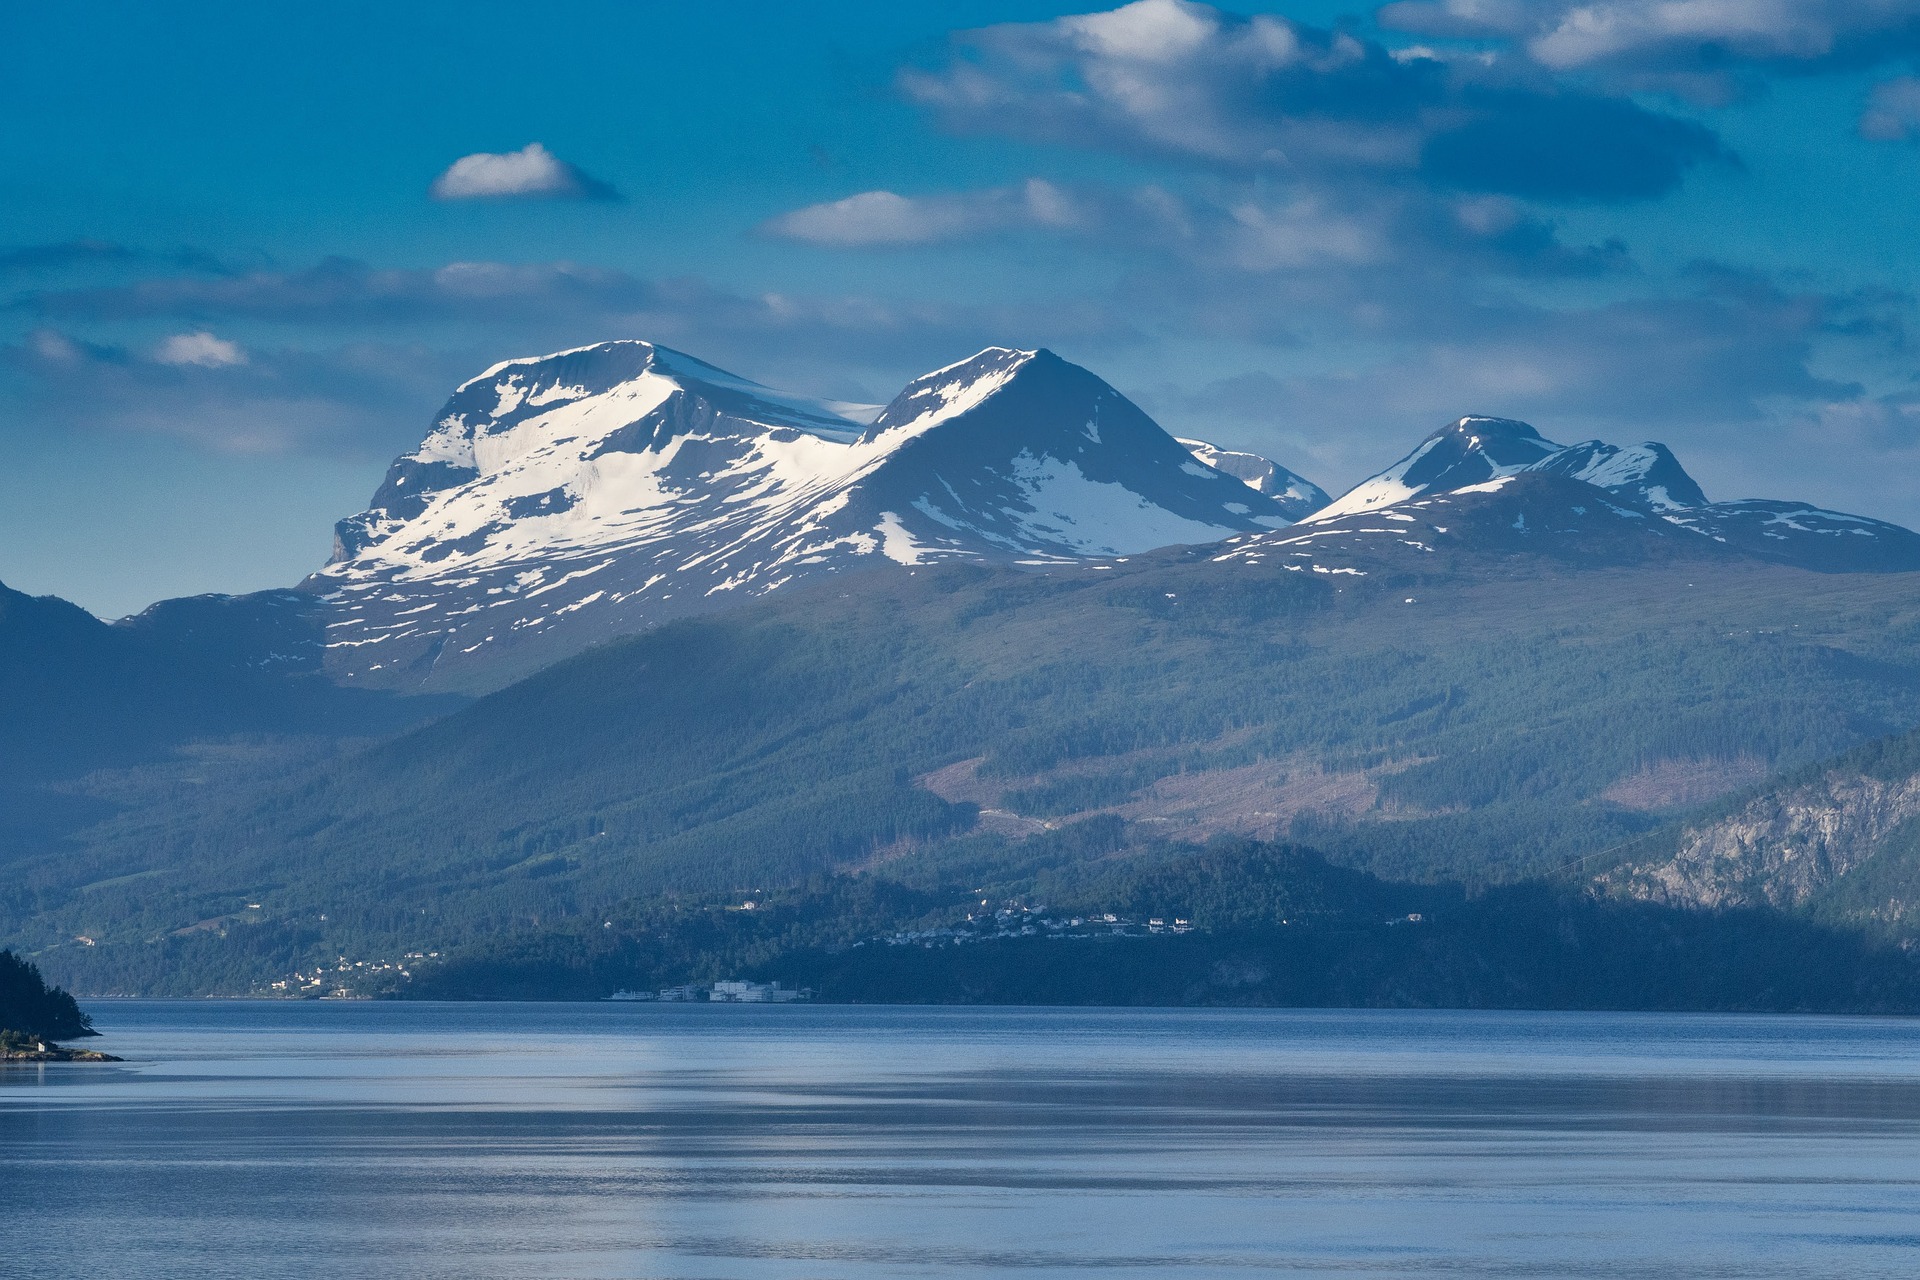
[0,949,95,1042]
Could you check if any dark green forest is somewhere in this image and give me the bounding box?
[386,837,1920,1013]
[0,950,94,1042]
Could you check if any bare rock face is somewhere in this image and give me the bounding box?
[1602,770,1920,911]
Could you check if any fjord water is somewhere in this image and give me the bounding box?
[5,1004,1919,1279]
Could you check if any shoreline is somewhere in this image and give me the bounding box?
[1,1046,122,1063]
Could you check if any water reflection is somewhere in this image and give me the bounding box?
[4,1004,1919,1278]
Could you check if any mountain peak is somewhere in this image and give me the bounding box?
[1528,440,1708,511]
[863,346,1044,442]
[1177,438,1329,520]
[313,341,1299,690]
[842,348,1299,567]
[331,339,864,563]
[1310,414,1562,522]
[1436,418,1551,452]
[442,339,860,457]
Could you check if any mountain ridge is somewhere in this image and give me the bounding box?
[309,341,1300,691]
[176,342,1920,696]
[1285,414,1920,576]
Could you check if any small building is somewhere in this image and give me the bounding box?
[710,980,807,1003]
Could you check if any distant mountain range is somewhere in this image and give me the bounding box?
[8,340,1906,695]
[290,343,1920,690]
[1274,415,1920,575]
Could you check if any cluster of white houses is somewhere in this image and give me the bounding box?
[607,980,808,1003]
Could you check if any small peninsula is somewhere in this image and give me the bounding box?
[0,949,119,1062]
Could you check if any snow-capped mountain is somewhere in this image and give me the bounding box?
[1214,472,1720,578]
[1176,438,1328,519]
[311,341,1299,689]
[1310,416,1559,521]
[1526,440,1706,512]
[1287,415,1920,575]
[1662,502,1920,573]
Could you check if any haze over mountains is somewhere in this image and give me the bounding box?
[10,337,1920,1004]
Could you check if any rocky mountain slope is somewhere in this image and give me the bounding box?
[1602,729,1920,937]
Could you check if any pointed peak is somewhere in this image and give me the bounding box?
[1177,437,1330,520]
[866,347,1051,439]
[1308,414,1562,522]
[919,345,1044,379]
[455,339,660,395]
[910,346,1051,393]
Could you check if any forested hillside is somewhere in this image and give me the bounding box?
[0,950,94,1041]
[13,535,1920,997]
[0,579,454,863]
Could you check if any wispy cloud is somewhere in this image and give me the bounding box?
[0,239,136,275]
[762,180,1085,246]
[768,177,1630,285]
[2,257,1142,457]
[1861,76,1920,140]
[2,327,459,457]
[0,240,233,279]
[17,256,1134,358]
[152,331,247,368]
[428,142,620,201]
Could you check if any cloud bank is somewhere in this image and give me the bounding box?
[1380,0,1920,100]
[898,0,1727,201]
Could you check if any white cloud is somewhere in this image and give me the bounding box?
[429,142,617,201]
[765,176,1619,282]
[154,331,247,368]
[902,1,1416,174]
[1861,76,1920,140]
[28,329,85,364]
[1530,2,1849,68]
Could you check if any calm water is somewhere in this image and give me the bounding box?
[4,1003,1920,1278]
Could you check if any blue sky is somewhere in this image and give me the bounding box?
[8,0,1920,615]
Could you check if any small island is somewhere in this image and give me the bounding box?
[1,949,119,1062]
